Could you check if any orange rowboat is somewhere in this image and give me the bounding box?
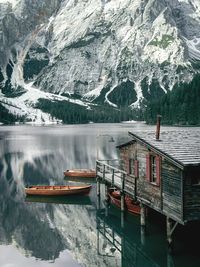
[108,190,140,215]
[25,185,92,196]
[64,169,96,178]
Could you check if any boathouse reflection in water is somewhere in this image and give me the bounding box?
[96,206,175,267]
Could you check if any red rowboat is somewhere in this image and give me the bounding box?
[25,185,92,196]
[64,169,96,178]
[108,190,140,215]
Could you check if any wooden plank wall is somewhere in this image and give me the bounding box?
[162,160,183,222]
[119,143,184,222]
[136,143,161,211]
[120,143,162,211]
[184,166,200,221]
[120,143,136,174]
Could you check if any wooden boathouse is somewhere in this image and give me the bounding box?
[96,121,200,245]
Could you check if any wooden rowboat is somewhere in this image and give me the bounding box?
[64,169,96,178]
[25,185,92,196]
[108,190,140,215]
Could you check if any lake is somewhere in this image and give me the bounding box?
[0,123,200,267]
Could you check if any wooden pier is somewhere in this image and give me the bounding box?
[96,159,139,230]
[96,127,200,249]
[96,159,176,249]
[96,160,137,198]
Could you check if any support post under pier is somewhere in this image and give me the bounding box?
[140,225,146,246]
[167,217,173,247]
[105,184,110,217]
[121,192,125,228]
[121,192,125,212]
[166,217,178,250]
[97,177,100,197]
[105,184,110,203]
[140,203,146,227]
[96,177,101,210]
[140,203,146,245]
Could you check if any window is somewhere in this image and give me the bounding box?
[146,153,161,186]
[128,158,139,177]
[150,155,157,183]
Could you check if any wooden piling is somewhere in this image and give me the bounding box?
[105,184,110,217]
[140,225,146,246]
[121,192,125,212]
[140,203,146,227]
[121,211,125,228]
[167,251,175,267]
[166,217,173,248]
[112,169,115,186]
[97,178,100,197]
[120,192,125,228]
[105,184,110,203]
[97,194,100,210]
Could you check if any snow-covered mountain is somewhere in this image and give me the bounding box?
[0,0,200,123]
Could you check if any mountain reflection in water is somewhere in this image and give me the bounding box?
[0,124,126,267]
[0,124,200,267]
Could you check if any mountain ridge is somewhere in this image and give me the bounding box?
[0,0,200,123]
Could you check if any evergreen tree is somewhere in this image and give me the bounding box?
[145,74,200,125]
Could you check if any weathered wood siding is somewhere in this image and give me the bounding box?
[120,143,136,174]
[119,142,184,223]
[162,160,183,222]
[136,143,161,211]
[184,167,200,221]
[120,143,162,212]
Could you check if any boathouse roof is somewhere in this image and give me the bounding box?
[118,129,200,169]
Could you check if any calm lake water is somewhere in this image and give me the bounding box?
[0,123,200,267]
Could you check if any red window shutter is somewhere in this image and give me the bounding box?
[134,160,139,178]
[146,154,151,181]
[156,156,161,186]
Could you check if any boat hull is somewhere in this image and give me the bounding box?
[108,191,140,215]
[25,185,92,196]
[64,169,96,178]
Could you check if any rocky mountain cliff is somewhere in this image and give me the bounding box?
[0,0,200,123]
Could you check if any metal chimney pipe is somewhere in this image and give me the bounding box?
[156,115,162,140]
